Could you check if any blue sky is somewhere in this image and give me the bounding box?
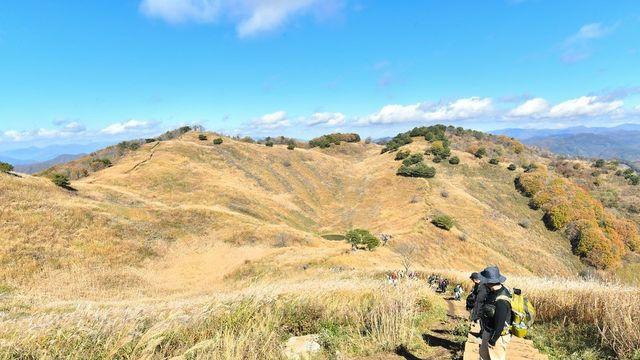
[0,0,639,149]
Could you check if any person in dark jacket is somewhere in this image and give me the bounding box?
[478,266,512,360]
[466,272,487,323]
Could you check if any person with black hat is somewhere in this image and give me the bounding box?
[478,266,512,360]
[466,272,486,322]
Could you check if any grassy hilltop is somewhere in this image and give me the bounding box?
[1,125,639,359]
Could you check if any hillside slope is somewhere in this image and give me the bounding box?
[1,129,591,299]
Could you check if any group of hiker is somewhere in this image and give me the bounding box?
[386,267,535,359]
[465,266,535,360]
[386,269,419,286]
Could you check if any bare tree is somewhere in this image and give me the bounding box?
[396,243,418,273]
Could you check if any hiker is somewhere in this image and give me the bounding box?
[453,284,463,301]
[380,233,392,246]
[466,272,487,323]
[478,266,512,360]
[437,278,448,293]
[389,271,398,287]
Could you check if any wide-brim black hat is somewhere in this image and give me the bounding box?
[479,266,506,284]
[470,272,481,280]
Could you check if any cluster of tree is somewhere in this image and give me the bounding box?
[427,140,452,163]
[0,161,14,173]
[495,135,525,154]
[156,125,202,141]
[89,158,112,171]
[213,138,224,145]
[309,133,361,149]
[516,168,639,269]
[616,168,639,185]
[345,229,380,250]
[381,125,449,153]
[396,152,437,178]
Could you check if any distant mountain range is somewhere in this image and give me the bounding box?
[13,154,86,174]
[0,142,110,173]
[493,123,640,167]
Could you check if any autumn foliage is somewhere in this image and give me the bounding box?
[516,168,639,269]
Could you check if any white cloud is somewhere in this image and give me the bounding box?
[101,120,158,135]
[548,96,623,118]
[567,23,613,43]
[506,98,549,118]
[561,22,616,64]
[307,112,345,126]
[360,97,493,125]
[139,0,331,37]
[2,123,88,142]
[139,0,220,24]
[3,130,28,142]
[253,110,290,129]
[62,121,87,133]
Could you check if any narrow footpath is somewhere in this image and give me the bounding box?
[443,297,548,360]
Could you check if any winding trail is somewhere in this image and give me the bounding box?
[125,141,160,174]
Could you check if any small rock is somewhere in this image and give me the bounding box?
[283,334,321,360]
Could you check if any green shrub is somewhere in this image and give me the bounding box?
[629,174,640,186]
[117,141,140,151]
[432,214,455,230]
[593,159,605,168]
[474,148,487,158]
[90,158,112,171]
[345,229,380,250]
[265,141,274,147]
[429,140,451,159]
[523,163,538,172]
[309,133,360,149]
[489,158,499,165]
[432,157,441,163]
[402,153,424,166]
[213,138,223,145]
[287,143,295,150]
[508,163,517,171]
[51,174,70,188]
[198,134,208,141]
[397,163,436,178]
[0,162,14,173]
[394,150,410,161]
[381,133,413,153]
[448,156,460,165]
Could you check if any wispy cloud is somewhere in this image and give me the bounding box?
[306,112,345,126]
[252,110,291,130]
[560,22,617,63]
[139,0,341,37]
[101,119,160,135]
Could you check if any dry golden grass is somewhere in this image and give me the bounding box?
[2,130,639,358]
[2,132,585,297]
[0,276,445,360]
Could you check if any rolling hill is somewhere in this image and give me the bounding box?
[2,126,640,359]
[1,127,594,298]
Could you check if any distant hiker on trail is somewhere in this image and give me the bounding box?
[466,272,487,323]
[388,271,398,287]
[478,266,512,360]
[453,284,463,301]
[379,233,392,246]
[437,278,448,293]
